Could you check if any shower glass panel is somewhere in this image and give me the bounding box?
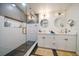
[5,23,38,56]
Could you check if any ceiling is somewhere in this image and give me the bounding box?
[16,3,72,15]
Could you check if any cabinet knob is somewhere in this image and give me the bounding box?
[53,42,55,45]
[65,38,68,41]
[42,37,45,39]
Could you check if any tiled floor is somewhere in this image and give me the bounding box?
[31,47,77,56]
[5,43,77,56]
[34,48,54,56]
[57,50,77,56]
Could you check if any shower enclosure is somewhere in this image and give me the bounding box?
[0,3,38,56]
[4,22,38,56]
[0,15,38,56]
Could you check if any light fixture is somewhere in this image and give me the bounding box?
[22,3,26,6]
[11,4,16,7]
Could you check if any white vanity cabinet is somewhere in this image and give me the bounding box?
[55,35,76,51]
[38,34,76,52]
[66,35,76,51]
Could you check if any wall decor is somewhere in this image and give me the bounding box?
[40,19,48,28]
[68,19,74,27]
[4,21,11,27]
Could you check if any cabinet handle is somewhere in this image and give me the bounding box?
[53,42,55,45]
[65,38,68,40]
[42,37,45,39]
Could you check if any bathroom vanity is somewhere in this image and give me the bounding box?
[38,33,77,52]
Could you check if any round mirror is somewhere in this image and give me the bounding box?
[40,19,48,28]
[54,17,66,29]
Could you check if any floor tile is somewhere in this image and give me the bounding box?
[34,47,54,56]
[57,50,77,56]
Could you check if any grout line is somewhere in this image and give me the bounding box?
[52,49,58,56]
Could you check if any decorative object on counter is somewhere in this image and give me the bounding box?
[4,21,11,27]
[40,19,48,28]
[67,19,74,27]
[58,12,62,15]
[49,30,55,34]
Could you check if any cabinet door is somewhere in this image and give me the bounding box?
[51,40,57,49]
[55,36,66,50]
[66,36,76,51]
[43,35,53,48]
[49,36,57,49]
[40,35,51,48]
[55,35,76,52]
[42,35,57,49]
[43,36,49,48]
[38,35,45,47]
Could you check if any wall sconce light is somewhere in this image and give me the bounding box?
[68,19,74,27]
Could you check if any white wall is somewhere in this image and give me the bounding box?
[66,4,79,55]
[0,28,26,56]
[0,16,27,56]
[38,10,68,34]
[38,4,78,34]
[39,12,58,34]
